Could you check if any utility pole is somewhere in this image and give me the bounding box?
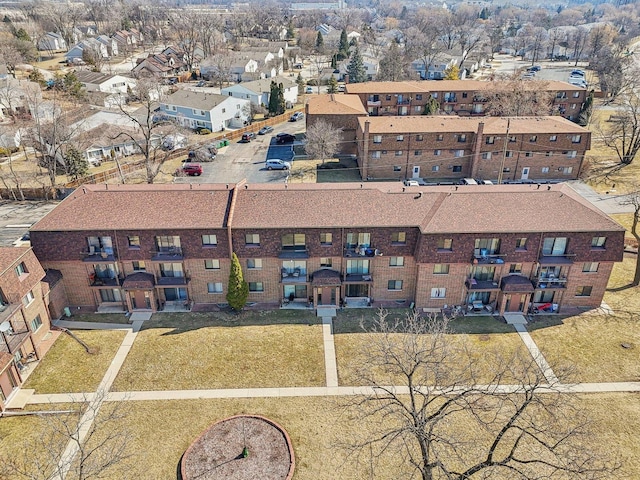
[497,118,511,185]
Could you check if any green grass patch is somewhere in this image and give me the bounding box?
[24,330,126,393]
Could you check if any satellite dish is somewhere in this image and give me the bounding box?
[0,321,12,333]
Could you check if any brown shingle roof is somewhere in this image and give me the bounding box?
[345,79,584,94]
[122,272,155,289]
[306,94,368,115]
[0,247,31,276]
[31,184,233,231]
[357,115,588,135]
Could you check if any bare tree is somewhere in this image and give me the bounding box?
[619,187,640,286]
[342,310,617,480]
[304,119,341,164]
[485,75,554,116]
[596,90,640,168]
[0,390,135,480]
[569,27,589,66]
[377,42,413,82]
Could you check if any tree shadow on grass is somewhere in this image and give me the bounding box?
[606,283,637,293]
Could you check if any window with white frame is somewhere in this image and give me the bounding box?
[431,287,446,298]
[371,151,381,159]
[575,286,592,297]
[567,151,577,158]
[545,151,552,157]
[373,135,382,143]
[30,314,42,332]
[248,282,264,292]
[416,134,423,141]
[396,135,404,141]
[15,262,28,278]
[542,166,550,173]
[560,166,573,174]
[482,152,492,160]
[388,280,403,290]
[320,233,332,245]
[436,134,443,141]
[207,282,223,293]
[247,258,262,269]
[245,233,260,246]
[205,259,220,269]
[320,257,332,267]
[549,135,557,141]
[414,150,422,156]
[391,231,406,244]
[582,262,599,272]
[591,236,606,248]
[506,151,513,158]
[393,165,402,171]
[22,290,34,307]
[434,149,441,156]
[573,92,580,98]
[202,234,217,246]
[433,264,449,274]
[525,151,533,157]
[395,150,403,156]
[389,256,404,267]
[571,135,581,143]
[529,135,537,142]
[485,136,495,144]
[454,150,464,157]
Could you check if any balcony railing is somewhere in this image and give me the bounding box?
[397,99,411,105]
[344,246,379,257]
[472,253,505,265]
[444,96,457,103]
[0,319,30,355]
[279,247,309,259]
[344,273,373,283]
[534,276,568,289]
[465,277,500,290]
[151,246,183,260]
[156,274,189,286]
[89,274,122,287]
[367,100,382,107]
[280,268,307,283]
[83,247,117,262]
[538,253,575,264]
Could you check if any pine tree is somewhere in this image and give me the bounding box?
[226,253,249,312]
[315,31,324,51]
[337,29,349,60]
[286,20,295,40]
[268,81,279,116]
[347,45,367,84]
[277,82,286,114]
[64,146,89,181]
[327,76,338,93]
[423,97,440,115]
[296,73,305,93]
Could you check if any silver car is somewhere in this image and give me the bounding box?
[265,159,291,170]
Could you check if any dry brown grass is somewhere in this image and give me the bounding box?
[289,159,319,183]
[23,330,126,393]
[111,315,325,391]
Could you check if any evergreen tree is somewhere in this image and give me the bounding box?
[347,45,367,84]
[443,65,460,80]
[337,29,349,60]
[286,20,295,40]
[423,97,440,115]
[226,253,249,312]
[277,82,286,114]
[268,81,280,116]
[315,31,324,51]
[296,73,305,93]
[327,76,338,93]
[331,54,337,69]
[14,28,31,42]
[64,146,89,181]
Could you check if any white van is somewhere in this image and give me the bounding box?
[459,178,478,185]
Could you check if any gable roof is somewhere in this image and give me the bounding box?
[233,77,297,93]
[74,70,116,85]
[345,81,432,94]
[163,90,231,110]
[307,94,368,115]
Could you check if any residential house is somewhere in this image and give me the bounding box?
[200,54,260,83]
[355,115,590,182]
[132,52,188,78]
[245,47,284,77]
[159,90,250,132]
[37,32,68,52]
[76,124,143,163]
[0,247,53,411]
[72,25,97,43]
[411,53,457,80]
[162,45,202,70]
[74,71,137,94]
[221,77,298,109]
[0,78,41,122]
[113,30,138,50]
[305,94,368,155]
[96,35,118,57]
[29,182,624,319]
[65,38,108,63]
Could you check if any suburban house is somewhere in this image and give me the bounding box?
[305,94,368,155]
[74,71,137,94]
[112,29,140,50]
[96,35,118,57]
[355,115,590,182]
[65,38,108,63]
[200,54,260,83]
[76,124,144,163]
[28,182,623,318]
[344,80,588,122]
[132,52,188,78]
[159,90,250,132]
[72,25,98,43]
[411,54,458,80]
[37,32,68,52]
[162,45,202,70]
[0,78,41,122]
[221,77,298,108]
[0,247,54,411]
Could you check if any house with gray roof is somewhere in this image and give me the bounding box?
[221,77,298,108]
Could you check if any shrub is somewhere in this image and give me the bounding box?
[0,147,19,157]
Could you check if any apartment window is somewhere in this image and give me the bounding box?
[591,236,606,249]
[457,134,467,142]
[414,150,422,156]
[371,151,381,159]
[388,280,403,291]
[462,92,468,99]
[222,108,225,113]
[515,237,527,250]
[438,238,453,251]
[503,167,511,173]
[395,150,403,156]
[485,136,495,144]
[282,233,306,251]
[320,257,332,267]
[525,152,533,157]
[452,165,462,172]
[205,259,220,270]
[571,104,577,109]
[414,106,422,113]
[576,286,592,297]
[509,136,517,143]
[433,264,449,274]
[373,135,382,143]
[202,234,217,246]
[389,256,404,267]
[475,238,501,256]
[583,262,599,273]
[391,231,406,244]
[247,258,262,269]
[432,165,440,172]
[416,94,423,101]
[416,134,423,141]
[155,235,180,253]
[386,95,391,101]
[436,134,443,141]
[396,135,404,141]
[347,259,370,274]
[248,282,264,292]
[433,149,441,156]
[128,236,140,249]
[481,152,492,160]
[132,261,146,271]
[542,167,550,173]
[567,151,577,158]
[207,282,223,293]
[245,233,260,246]
[346,233,370,248]
[560,166,574,174]
[15,262,28,278]
[320,233,332,245]
[505,151,513,158]
[529,135,537,142]
[573,91,580,98]
[30,315,42,332]
[22,290,34,307]
[542,237,567,255]
[509,263,523,274]
[431,287,446,298]
[549,135,557,142]
[545,151,552,157]
[393,165,402,171]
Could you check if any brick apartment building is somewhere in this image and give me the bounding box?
[29,183,622,320]
[0,247,53,411]
[356,115,590,182]
[344,80,588,121]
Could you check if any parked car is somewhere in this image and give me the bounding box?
[258,126,274,135]
[176,162,203,176]
[275,133,296,144]
[571,69,585,77]
[338,84,346,92]
[265,159,291,170]
[403,179,420,187]
[196,80,206,87]
[241,132,257,143]
[290,112,304,122]
[459,178,478,185]
[527,65,541,72]
[569,78,587,88]
[305,86,313,94]
[477,179,494,185]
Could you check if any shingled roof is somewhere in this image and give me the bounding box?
[307,94,368,115]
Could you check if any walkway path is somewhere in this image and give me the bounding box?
[321,317,339,387]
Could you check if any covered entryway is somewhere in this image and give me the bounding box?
[310,269,341,308]
[122,272,157,311]
[498,275,534,315]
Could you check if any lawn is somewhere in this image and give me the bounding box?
[70,393,640,480]
[316,157,362,183]
[23,329,127,393]
[67,313,131,324]
[111,311,325,391]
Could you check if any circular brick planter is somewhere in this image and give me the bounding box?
[181,414,295,480]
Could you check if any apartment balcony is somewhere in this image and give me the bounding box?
[465,278,500,290]
[443,96,457,103]
[0,319,30,355]
[89,274,123,287]
[0,303,22,329]
[83,247,117,262]
[397,99,411,105]
[534,276,568,289]
[155,274,189,286]
[538,254,575,265]
[280,268,307,283]
[344,273,373,283]
[472,253,506,265]
[344,246,380,258]
[367,100,382,107]
[151,246,183,261]
[279,247,309,259]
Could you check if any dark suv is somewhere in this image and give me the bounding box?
[276,133,296,144]
[241,132,257,143]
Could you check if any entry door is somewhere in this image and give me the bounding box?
[130,290,148,309]
[521,167,530,180]
[412,166,420,179]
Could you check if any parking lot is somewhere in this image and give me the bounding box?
[173,117,305,185]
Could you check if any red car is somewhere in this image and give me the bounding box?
[176,163,203,176]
